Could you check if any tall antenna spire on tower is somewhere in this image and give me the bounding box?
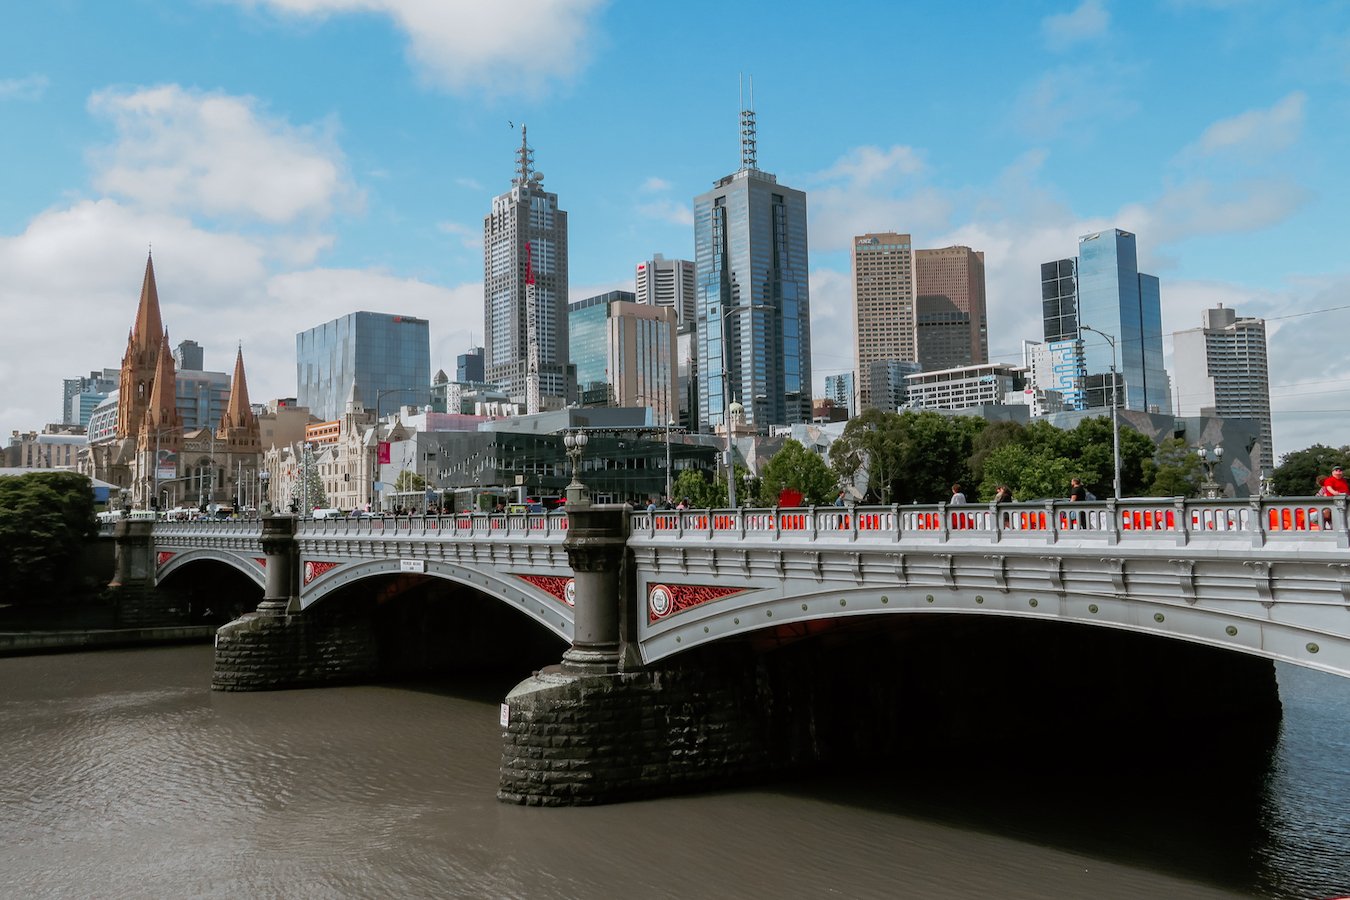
[739,74,757,171]
[513,123,537,188]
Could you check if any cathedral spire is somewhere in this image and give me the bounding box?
[118,253,169,440]
[219,345,254,432]
[133,251,164,351]
[144,330,180,431]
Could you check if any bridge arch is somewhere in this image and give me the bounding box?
[301,557,575,643]
[638,577,1348,679]
[158,547,265,589]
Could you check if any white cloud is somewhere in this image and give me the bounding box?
[636,198,693,227]
[1010,64,1139,140]
[438,220,483,250]
[1182,92,1306,160]
[633,176,692,226]
[806,145,945,253]
[88,85,359,225]
[0,74,49,102]
[1043,0,1110,50]
[1117,178,1309,245]
[230,0,607,97]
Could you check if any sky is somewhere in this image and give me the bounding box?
[2,0,1349,464]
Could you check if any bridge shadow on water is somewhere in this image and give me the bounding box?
[745,614,1289,897]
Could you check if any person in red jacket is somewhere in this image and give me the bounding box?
[1321,466,1350,496]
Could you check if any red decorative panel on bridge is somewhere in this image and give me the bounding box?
[254,558,267,568]
[516,574,575,607]
[156,551,175,568]
[303,560,341,585]
[648,584,747,622]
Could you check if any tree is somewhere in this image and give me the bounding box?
[671,466,753,508]
[830,408,905,503]
[290,445,328,511]
[1143,437,1202,497]
[756,440,837,507]
[830,409,986,504]
[394,469,426,492]
[1272,444,1350,496]
[0,472,98,603]
[979,442,1077,502]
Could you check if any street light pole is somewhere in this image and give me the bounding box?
[1080,324,1122,500]
[665,418,675,502]
[719,303,772,508]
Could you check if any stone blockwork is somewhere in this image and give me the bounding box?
[499,646,821,806]
[212,603,380,691]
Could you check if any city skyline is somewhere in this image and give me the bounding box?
[2,2,1349,456]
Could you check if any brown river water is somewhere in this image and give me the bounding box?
[2,645,1349,899]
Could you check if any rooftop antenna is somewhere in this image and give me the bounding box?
[510,122,531,187]
[739,74,757,171]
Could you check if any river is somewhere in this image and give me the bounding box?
[2,646,1348,899]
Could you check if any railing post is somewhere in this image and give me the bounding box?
[938,501,950,543]
[1046,500,1059,544]
[1335,497,1350,550]
[561,504,630,675]
[1174,497,1190,547]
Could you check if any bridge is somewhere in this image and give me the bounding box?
[134,497,1350,678]
[108,496,1350,805]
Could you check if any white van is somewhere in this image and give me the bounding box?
[311,508,343,519]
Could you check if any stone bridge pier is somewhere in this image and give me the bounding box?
[212,516,379,691]
[108,518,181,627]
[499,504,826,806]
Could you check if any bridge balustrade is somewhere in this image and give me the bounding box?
[631,497,1349,547]
[295,512,568,539]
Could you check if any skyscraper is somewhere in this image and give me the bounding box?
[456,347,484,384]
[824,372,856,418]
[1173,305,1274,473]
[852,233,914,411]
[694,97,812,432]
[914,245,987,372]
[635,254,697,327]
[1074,229,1169,413]
[483,126,570,407]
[295,311,430,421]
[567,291,678,423]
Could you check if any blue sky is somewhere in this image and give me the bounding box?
[3,0,1349,462]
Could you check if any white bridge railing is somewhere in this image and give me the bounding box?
[631,497,1350,548]
[296,511,569,538]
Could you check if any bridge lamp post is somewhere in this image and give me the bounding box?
[1198,445,1224,499]
[259,470,271,517]
[1079,324,1122,500]
[564,429,589,508]
[719,302,772,508]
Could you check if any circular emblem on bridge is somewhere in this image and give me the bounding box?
[564,578,576,608]
[649,584,673,619]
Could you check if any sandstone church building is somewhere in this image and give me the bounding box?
[85,254,261,511]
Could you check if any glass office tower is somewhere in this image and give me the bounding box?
[296,311,431,421]
[1074,229,1168,413]
[694,105,812,432]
